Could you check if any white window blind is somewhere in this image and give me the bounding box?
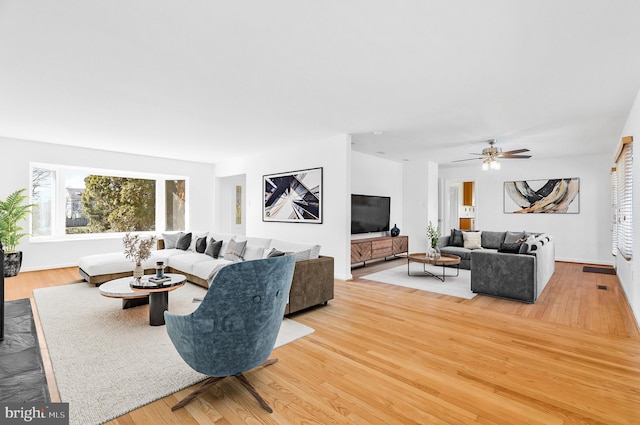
[616,139,633,260]
[611,167,617,256]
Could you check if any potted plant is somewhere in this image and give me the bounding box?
[0,189,35,277]
[426,221,441,259]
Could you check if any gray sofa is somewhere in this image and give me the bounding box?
[438,230,555,303]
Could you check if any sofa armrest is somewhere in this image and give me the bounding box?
[287,255,334,315]
[471,250,537,303]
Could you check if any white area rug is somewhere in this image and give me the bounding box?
[33,282,314,425]
[362,263,477,300]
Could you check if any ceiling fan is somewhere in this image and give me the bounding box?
[453,139,531,170]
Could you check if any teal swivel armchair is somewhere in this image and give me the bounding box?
[164,255,295,412]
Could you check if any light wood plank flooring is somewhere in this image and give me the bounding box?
[5,260,640,424]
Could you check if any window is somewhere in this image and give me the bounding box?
[30,164,187,239]
[614,137,633,260]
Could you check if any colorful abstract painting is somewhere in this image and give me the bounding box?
[263,167,322,223]
[504,178,580,214]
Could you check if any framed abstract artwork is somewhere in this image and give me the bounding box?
[263,167,323,223]
[504,177,580,214]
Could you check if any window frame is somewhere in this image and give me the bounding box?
[29,162,189,241]
[614,137,633,261]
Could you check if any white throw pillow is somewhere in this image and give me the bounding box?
[463,231,482,249]
[162,232,182,249]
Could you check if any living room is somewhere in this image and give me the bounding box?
[2,2,640,424]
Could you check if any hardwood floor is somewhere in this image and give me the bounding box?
[5,260,640,424]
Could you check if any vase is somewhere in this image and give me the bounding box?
[427,246,441,260]
[390,224,400,237]
[3,251,23,277]
[133,263,144,280]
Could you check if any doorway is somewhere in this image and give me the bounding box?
[443,179,476,233]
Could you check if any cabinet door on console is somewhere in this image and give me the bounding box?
[351,241,372,263]
[392,236,408,254]
[371,238,393,258]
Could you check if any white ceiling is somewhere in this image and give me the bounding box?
[1,1,640,166]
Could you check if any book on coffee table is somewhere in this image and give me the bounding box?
[148,276,171,284]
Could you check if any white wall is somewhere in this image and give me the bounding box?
[615,88,640,326]
[1,137,216,271]
[214,174,246,235]
[402,160,439,252]
[215,135,352,280]
[439,153,612,265]
[350,151,403,239]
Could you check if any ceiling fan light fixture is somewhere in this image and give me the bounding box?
[490,159,501,170]
[482,160,490,171]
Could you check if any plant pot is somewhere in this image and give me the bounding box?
[3,251,23,277]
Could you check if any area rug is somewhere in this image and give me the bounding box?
[33,282,314,425]
[0,298,50,403]
[362,263,476,299]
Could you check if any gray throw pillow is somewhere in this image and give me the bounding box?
[451,229,464,247]
[195,237,207,253]
[294,248,313,262]
[205,239,223,258]
[176,232,192,250]
[162,232,182,249]
[224,239,247,261]
[504,231,525,244]
[498,242,522,253]
[267,248,286,258]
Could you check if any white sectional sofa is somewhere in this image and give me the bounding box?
[79,231,334,315]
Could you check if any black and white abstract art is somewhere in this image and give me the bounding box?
[263,167,322,223]
[504,178,580,214]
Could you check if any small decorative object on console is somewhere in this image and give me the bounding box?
[390,224,400,237]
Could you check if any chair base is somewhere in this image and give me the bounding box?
[171,358,279,412]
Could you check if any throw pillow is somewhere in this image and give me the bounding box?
[243,245,266,261]
[267,248,286,258]
[504,231,525,244]
[205,239,223,258]
[176,232,192,250]
[162,232,182,249]
[498,242,522,253]
[451,229,464,247]
[294,248,313,262]
[462,231,482,249]
[189,232,208,251]
[195,236,207,253]
[224,239,247,262]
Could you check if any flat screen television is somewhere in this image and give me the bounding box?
[351,194,391,234]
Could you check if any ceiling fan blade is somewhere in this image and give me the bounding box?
[501,154,532,159]
[500,148,530,155]
[452,158,483,163]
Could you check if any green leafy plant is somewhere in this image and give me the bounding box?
[427,221,440,249]
[0,189,36,253]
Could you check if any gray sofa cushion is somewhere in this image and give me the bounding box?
[481,231,506,249]
[440,246,472,261]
